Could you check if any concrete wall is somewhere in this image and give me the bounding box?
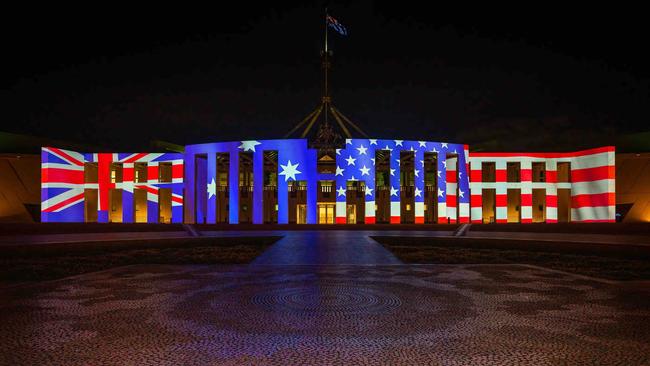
[616,153,650,222]
[0,154,40,222]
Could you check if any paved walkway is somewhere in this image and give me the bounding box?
[247,231,403,265]
[2,264,649,365]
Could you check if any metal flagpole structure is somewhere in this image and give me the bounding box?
[285,7,368,147]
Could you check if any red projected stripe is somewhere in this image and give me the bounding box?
[123,167,134,182]
[546,170,557,183]
[447,195,457,207]
[172,195,183,204]
[495,169,506,182]
[470,194,482,207]
[546,195,557,208]
[470,170,482,182]
[43,192,84,212]
[571,166,615,182]
[521,193,532,206]
[446,173,457,183]
[415,216,424,224]
[520,169,532,182]
[521,218,533,224]
[390,216,400,224]
[336,217,347,224]
[172,164,184,179]
[459,216,469,223]
[41,168,84,184]
[496,194,507,207]
[148,165,159,180]
[135,185,159,195]
[365,216,376,224]
[572,193,615,208]
[123,153,148,163]
[48,147,83,166]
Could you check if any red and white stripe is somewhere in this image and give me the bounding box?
[468,146,615,223]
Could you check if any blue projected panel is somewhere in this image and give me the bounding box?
[184,138,470,225]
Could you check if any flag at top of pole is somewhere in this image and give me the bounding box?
[327,15,348,36]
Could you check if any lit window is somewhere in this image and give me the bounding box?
[275,204,279,211]
[406,204,411,211]
[135,170,139,182]
[110,170,116,183]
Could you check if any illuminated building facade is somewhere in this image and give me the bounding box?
[40,140,616,224]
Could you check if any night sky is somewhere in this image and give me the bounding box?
[4,2,649,151]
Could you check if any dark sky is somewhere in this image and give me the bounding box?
[3,2,649,151]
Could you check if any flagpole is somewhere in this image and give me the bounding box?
[323,7,329,126]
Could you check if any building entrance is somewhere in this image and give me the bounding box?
[346,204,357,224]
[318,203,335,224]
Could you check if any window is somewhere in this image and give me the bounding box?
[134,163,147,183]
[532,162,546,182]
[405,204,411,211]
[110,170,116,183]
[557,162,571,183]
[218,172,228,187]
[84,163,98,183]
[507,162,520,183]
[482,162,496,182]
[159,162,172,183]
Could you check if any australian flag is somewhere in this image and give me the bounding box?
[327,15,348,36]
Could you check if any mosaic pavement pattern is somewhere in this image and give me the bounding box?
[1,264,650,365]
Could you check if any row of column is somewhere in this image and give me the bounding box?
[95,154,184,224]
[469,159,560,223]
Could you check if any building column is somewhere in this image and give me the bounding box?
[414,148,425,223]
[306,149,318,224]
[445,156,458,223]
[252,150,264,224]
[171,159,184,224]
[228,150,239,224]
[389,148,401,223]
[495,160,507,223]
[545,159,558,223]
[147,161,159,223]
[335,152,347,224]
[469,159,483,223]
[207,153,217,224]
[457,147,470,223]
[520,160,533,223]
[122,162,134,223]
[437,152,447,223]
[96,153,113,223]
[183,152,196,224]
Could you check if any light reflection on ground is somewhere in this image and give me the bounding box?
[1,264,649,365]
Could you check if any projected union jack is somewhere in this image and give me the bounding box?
[41,148,184,223]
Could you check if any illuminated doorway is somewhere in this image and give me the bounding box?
[346,204,357,224]
[318,203,335,224]
[84,189,98,223]
[159,188,172,223]
[134,188,148,223]
[108,189,122,223]
[297,204,307,224]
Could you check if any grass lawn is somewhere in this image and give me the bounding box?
[0,236,281,286]
[372,236,650,281]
